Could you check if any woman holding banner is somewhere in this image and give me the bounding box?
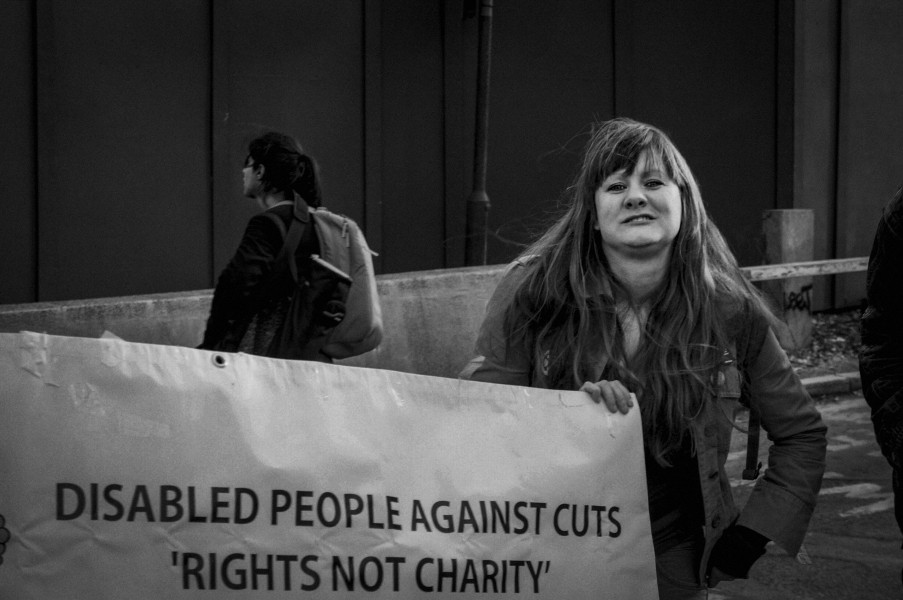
[461,118,826,599]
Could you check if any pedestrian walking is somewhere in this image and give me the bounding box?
[198,131,333,360]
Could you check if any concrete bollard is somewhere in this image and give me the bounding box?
[761,209,815,351]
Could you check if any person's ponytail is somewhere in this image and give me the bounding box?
[293,154,322,208]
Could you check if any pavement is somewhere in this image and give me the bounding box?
[709,383,900,600]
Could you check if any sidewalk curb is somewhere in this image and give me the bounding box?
[801,371,861,398]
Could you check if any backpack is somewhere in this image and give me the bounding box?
[262,197,383,360]
[309,206,383,358]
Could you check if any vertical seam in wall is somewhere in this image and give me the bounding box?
[775,0,795,211]
[831,1,842,298]
[439,3,448,268]
[361,1,368,233]
[207,0,215,284]
[774,0,781,209]
[31,0,40,301]
[362,1,383,272]
[610,0,618,115]
[441,2,466,269]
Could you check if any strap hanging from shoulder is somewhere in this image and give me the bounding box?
[737,307,766,481]
[743,406,762,480]
[273,197,313,283]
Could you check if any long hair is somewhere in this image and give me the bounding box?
[505,118,774,464]
[247,131,323,208]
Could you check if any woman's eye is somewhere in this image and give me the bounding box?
[645,179,664,188]
[606,183,626,192]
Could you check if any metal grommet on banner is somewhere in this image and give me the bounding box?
[211,354,229,368]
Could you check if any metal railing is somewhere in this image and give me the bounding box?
[741,257,868,282]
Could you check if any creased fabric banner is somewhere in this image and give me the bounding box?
[0,332,657,599]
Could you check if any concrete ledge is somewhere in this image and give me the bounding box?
[0,264,507,379]
[0,265,861,389]
[0,291,213,348]
[337,265,505,377]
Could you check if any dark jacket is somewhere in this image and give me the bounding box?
[859,187,903,533]
[200,201,319,352]
[462,261,827,581]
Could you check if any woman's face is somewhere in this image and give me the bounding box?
[593,152,682,260]
[242,155,263,198]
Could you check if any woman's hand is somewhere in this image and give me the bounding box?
[705,524,768,587]
[579,380,634,414]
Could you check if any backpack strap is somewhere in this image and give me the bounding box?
[260,210,288,240]
[743,403,762,480]
[736,304,770,480]
[254,200,316,305]
[269,197,313,284]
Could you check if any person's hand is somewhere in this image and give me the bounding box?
[705,524,768,587]
[579,379,634,414]
[705,566,735,588]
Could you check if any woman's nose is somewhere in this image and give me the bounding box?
[624,194,647,210]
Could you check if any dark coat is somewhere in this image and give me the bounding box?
[462,260,827,581]
[199,201,319,353]
[860,187,903,535]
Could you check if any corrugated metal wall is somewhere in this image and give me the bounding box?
[2,0,901,308]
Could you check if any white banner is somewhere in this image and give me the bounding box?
[0,332,657,599]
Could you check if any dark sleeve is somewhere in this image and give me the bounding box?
[736,315,827,555]
[200,213,285,350]
[459,263,534,386]
[707,524,768,579]
[860,191,903,460]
